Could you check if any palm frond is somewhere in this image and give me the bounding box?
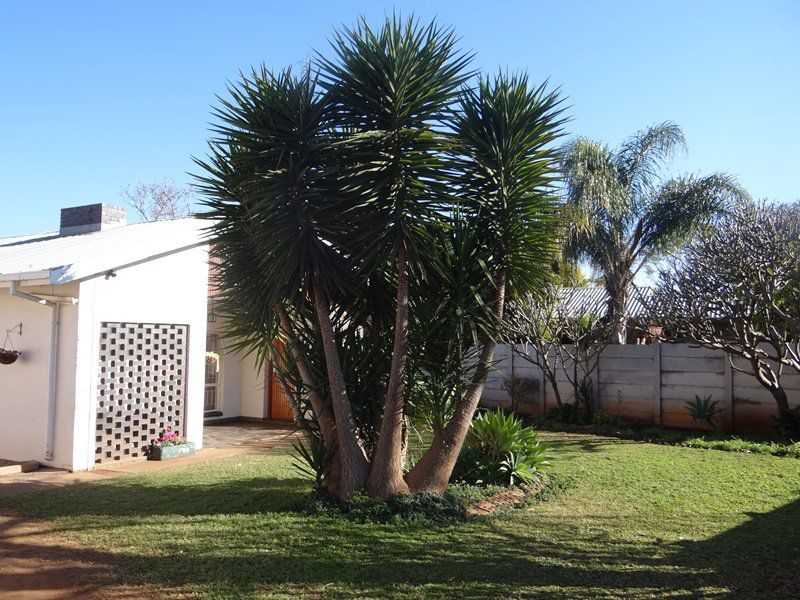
[638,172,749,260]
[316,13,474,271]
[615,120,686,202]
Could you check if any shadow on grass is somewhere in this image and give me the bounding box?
[5,475,310,518]
[542,433,630,455]
[2,471,798,598]
[676,497,800,598]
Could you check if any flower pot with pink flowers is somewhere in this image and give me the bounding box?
[145,428,195,461]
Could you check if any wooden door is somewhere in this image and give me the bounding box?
[268,341,294,421]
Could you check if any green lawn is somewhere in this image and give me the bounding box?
[5,433,800,599]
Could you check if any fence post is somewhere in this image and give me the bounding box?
[540,349,547,416]
[592,350,601,414]
[653,342,662,426]
[724,356,734,432]
[509,345,515,411]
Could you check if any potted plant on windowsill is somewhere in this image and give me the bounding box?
[145,428,196,461]
[205,351,220,373]
[0,349,20,365]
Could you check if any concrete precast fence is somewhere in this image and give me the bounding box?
[482,343,800,434]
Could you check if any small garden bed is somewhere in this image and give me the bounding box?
[302,475,567,525]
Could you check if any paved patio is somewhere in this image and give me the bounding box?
[0,420,298,498]
[203,420,298,449]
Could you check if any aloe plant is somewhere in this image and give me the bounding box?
[685,394,721,430]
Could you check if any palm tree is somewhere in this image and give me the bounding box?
[561,122,748,344]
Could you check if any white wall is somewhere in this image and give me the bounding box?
[206,319,269,420]
[0,282,79,468]
[72,246,209,470]
[240,355,268,419]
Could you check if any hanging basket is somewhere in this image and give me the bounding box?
[0,349,20,365]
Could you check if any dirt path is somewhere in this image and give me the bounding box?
[0,423,298,598]
[0,508,162,600]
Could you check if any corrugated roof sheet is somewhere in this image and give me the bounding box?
[557,285,654,318]
[0,218,209,284]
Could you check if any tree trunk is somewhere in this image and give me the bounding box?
[405,268,507,493]
[277,307,336,439]
[367,245,411,498]
[310,281,369,498]
[750,358,796,437]
[770,384,795,436]
[276,306,343,493]
[772,385,792,418]
[606,278,629,344]
[543,348,562,409]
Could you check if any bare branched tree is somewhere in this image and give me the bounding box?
[654,200,800,435]
[121,179,193,221]
[505,286,610,422]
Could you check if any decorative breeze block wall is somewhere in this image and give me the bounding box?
[95,322,189,463]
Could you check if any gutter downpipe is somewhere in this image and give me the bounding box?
[10,281,61,462]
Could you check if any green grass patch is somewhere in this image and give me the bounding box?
[529,414,800,458]
[682,436,800,457]
[3,434,800,598]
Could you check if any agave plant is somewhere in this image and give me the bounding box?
[685,394,721,430]
[454,408,552,486]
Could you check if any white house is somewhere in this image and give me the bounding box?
[0,203,329,472]
[0,204,212,471]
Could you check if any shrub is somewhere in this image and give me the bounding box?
[291,434,334,492]
[305,489,468,526]
[454,408,552,486]
[592,410,623,427]
[685,394,721,429]
[547,403,580,424]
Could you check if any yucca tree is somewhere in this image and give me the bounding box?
[406,73,565,492]
[197,16,564,500]
[562,122,748,343]
[317,16,473,498]
[195,67,371,497]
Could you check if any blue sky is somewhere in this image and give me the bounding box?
[1,0,798,236]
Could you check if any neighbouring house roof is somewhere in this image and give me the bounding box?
[0,218,210,285]
[557,285,654,319]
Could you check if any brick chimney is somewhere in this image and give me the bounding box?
[59,204,127,236]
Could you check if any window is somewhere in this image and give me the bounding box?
[205,333,220,411]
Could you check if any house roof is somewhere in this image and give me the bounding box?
[0,218,210,285]
[557,285,654,319]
